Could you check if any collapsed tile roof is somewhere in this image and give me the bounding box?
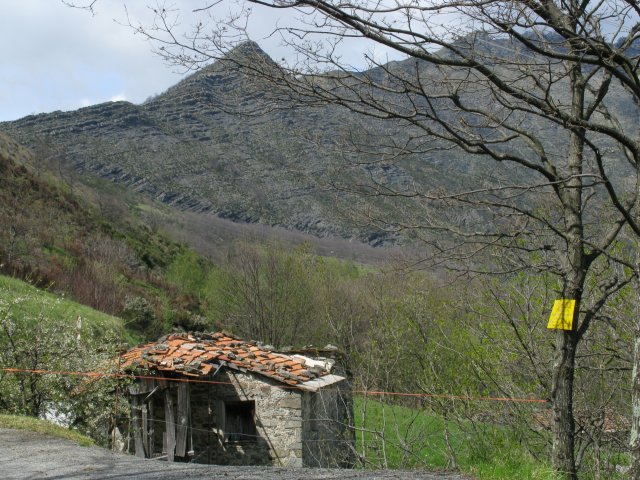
[120,332,343,390]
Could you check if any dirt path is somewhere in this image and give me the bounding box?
[0,428,471,480]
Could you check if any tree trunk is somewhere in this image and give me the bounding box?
[547,50,587,478]
[629,188,640,478]
[549,198,584,480]
[551,329,578,479]
[630,317,640,478]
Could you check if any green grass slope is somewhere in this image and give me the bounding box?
[0,274,135,344]
[354,397,558,480]
[0,414,95,447]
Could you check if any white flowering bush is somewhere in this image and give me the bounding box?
[0,285,128,445]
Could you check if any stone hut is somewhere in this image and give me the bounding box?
[119,332,353,467]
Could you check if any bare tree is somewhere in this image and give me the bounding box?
[216,241,319,348]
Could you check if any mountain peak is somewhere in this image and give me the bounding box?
[225,40,269,60]
[184,40,279,80]
[215,40,280,72]
[142,40,279,109]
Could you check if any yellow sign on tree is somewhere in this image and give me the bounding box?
[547,299,576,330]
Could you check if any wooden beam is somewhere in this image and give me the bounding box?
[164,388,176,462]
[175,382,190,457]
[163,431,167,456]
[148,398,155,457]
[141,403,148,456]
[131,396,145,458]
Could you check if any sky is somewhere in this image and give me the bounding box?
[0,0,402,122]
[2,1,177,121]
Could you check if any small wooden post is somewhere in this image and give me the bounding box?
[164,388,176,462]
[163,431,167,456]
[131,395,145,458]
[215,400,226,444]
[141,403,148,455]
[148,397,155,457]
[176,382,190,458]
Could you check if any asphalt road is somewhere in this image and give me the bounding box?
[0,428,471,480]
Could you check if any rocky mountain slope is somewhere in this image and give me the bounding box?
[1,39,637,246]
[0,43,471,246]
[1,43,374,240]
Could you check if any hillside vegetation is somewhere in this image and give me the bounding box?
[0,274,129,340]
[0,132,217,335]
[0,131,400,338]
[0,272,130,439]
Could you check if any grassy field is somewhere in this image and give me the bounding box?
[0,274,138,345]
[354,397,558,480]
[0,414,94,446]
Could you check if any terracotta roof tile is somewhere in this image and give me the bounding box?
[120,332,332,387]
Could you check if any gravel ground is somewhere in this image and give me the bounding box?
[0,428,471,480]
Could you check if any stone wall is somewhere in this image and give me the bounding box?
[132,370,303,467]
[189,370,304,467]
[301,382,355,468]
[130,369,353,468]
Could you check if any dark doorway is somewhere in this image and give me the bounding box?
[225,400,257,442]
